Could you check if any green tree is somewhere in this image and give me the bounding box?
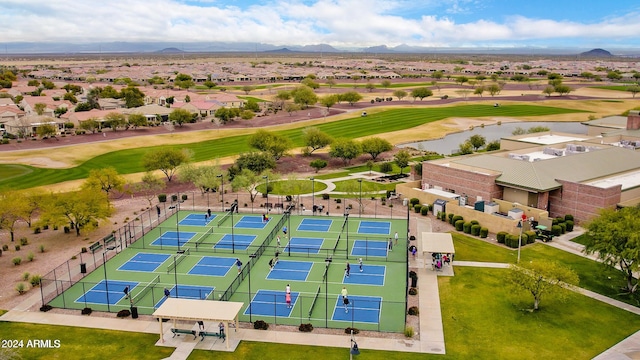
[507,260,579,311]
[303,127,334,154]
[393,90,407,101]
[310,159,327,173]
[63,92,78,104]
[319,94,338,111]
[28,79,40,87]
[627,85,640,98]
[474,86,485,97]
[512,127,526,135]
[301,77,320,89]
[527,126,550,133]
[554,84,572,96]
[41,79,55,89]
[487,83,501,96]
[240,110,255,120]
[169,108,193,127]
[468,134,486,151]
[79,118,100,134]
[290,85,318,108]
[234,151,277,173]
[273,90,291,110]
[458,141,473,155]
[394,149,411,174]
[203,80,217,89]
[543,86,555,97]
[241,85,255,95]
[0,191,26,242]
[606,71,623,81]
[178,164,223,195]
[455,76,469,86]
[361,137,393,160]
[38,189,113,236]
[244,99,260,112]
[432,71,443,80]
[128,113,148,128]
[585,206,640,293]
[230,168,269,205]
[486,140,501,151]
[248,129,292,160]
[104,112,127,131]
[34,103,47,115]
[132,172,165,207]
[100,85,120,99]
[120,87,145,108]
[325,77,336,88]
[81,167,126,196]
[285,103,301,116]
[142,148,191,182]
[338,91,362,105]
[174,73,194,89]
[329,138,362,165]
[410,87,433,101]
[381,80,391,89]
[365,82,375,92]
[36,123,57,139]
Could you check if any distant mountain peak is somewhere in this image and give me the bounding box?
[580,48,613,57]
[156,47,184,53]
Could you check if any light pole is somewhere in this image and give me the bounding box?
[248,253,257,322]
[263,175,269,211]
[345,210,350,260]
[176,201,180,252]
[173,254,179,297]
[231,204,235,254]
[311,177,315,216]
[102,250,111,312]
[217,174,224,211]
[325,257,332,328]
[357,179,363,217]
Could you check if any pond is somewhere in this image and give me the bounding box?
[398,121,586,154]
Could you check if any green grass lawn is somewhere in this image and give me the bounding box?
[0,104,587,190]
[0,164,33,182]
[590,85,637,91]
[332,179,397,193]
[255,179,328,195]
[237,96,269,102]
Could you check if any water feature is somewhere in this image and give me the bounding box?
[398,121,586,154]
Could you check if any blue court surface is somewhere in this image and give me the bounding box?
[331,295,382,324]
[75,280,139,305]
[151,231,197,247]
[351,240,388,257]
[235,215,268,229]
[179,213,216,226]
[266,260,313,281]
[214,234,257,250]
[243,290,299,317]
[284,237,324,254]
[297,218,332,232]
[357,221,391,235]
[343,264,386,286]
[117,252,171,272]
[155,285,215,307]
[188,256,236,276]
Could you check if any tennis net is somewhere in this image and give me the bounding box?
[166,248,190,273]
[132,275,160,305]
[322,257,333,282]
[216,210,232,227]
[194,227,214,248]
[308,285,322,319]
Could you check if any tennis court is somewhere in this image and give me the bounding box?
[47,209,409,332]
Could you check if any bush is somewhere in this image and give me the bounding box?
[171,194,178,202]
[451,215,463,224]
[81,307,92,315]
[81,247,87,253]
[16,283,26,295]
[408,287,418,295]
[64,226,70,234]
[404,326,415,338]
[344,327,360,335]
[181,194,188,201]
[470,220,479,225]
[558,222,567,234]
[463,222,472,234]
[454,220,464,231]
[40,305,53,312]
[34,227,41,234]
[27,252,34,261]
[158,194,167,202]
[471,224,481,236]
[379,162,393,173]
[39,244,45,253]
[440,212,447,221]
[479,227,489,238]
[551,225,562,236]
[497,232,508,244]
[2,244,8,251]
[506,235,520,248]
[414,204,422,213]
[566,220,574,232]
[565,214,574,222]
[253,320,269,330]
[22,272,30,281]
[14,245,20,251]
[421,206,429,216]
[322,194,330,200]
[407,306,420,316]
[552,218,559,225]
[13,257,21,265]
[30,275,42,287]
[298,323,314,332]
[448,213,455,224]
[20,237,28,245]
[335,198,342,204]
[117,309,131,318]
[525,230,537,244]
[409,198,420,206]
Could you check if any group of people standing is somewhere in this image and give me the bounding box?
[431,252,452,271]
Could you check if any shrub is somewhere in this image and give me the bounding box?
[40,305,53,312]
[565,220,574,232]
[471,224,481,236]
[298,323,314,332]
[440,212,447,221]
[451,215,463,224]
[117,309,131,318]
[22,272,30,281]
[525,230,537,244]
[410,198,420,206]
[421,206,429,216]
[81,247,87,253]
[408,287,418,295]
[171,194,178,202]
[81,307,92,315]
[404,326,414,338]
[181,194,188,201]
[506,235,520,248]
[335,198,342,204]
[454,220,464,231]
[30,275,42,287]
[414,204,422,213]
[20,237,28,245]
[479,227,489,238]
[551,225,562,236]
[497,232,508,243]
[16,283,26,295]
[470,220,479,225]
[39,244,45,253]
[13,257,21,265]
[34,227,41,234]
[2,244,8,251]
[64,226,70,233]
[27,252,34,262]
[448,213,455,224]
[253,320,269,330]
[407,306,420,316]
[345,327,360,335]
[14,244,21,251]
[463,222,472,234]
[565,214,574,222]
[379,162,393,173]
[158,194,167,202]
[558,222,567,234]
[322,194,330,200]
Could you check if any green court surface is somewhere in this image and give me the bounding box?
[47,210,408,332]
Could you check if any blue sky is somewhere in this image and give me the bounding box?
[2,0,640,49]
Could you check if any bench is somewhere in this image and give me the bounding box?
[103,234,116,250]
[89,241,103,253]
[171,328,197,339]
[198,331,225,342]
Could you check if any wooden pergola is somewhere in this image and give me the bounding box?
[152,298,244,350]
